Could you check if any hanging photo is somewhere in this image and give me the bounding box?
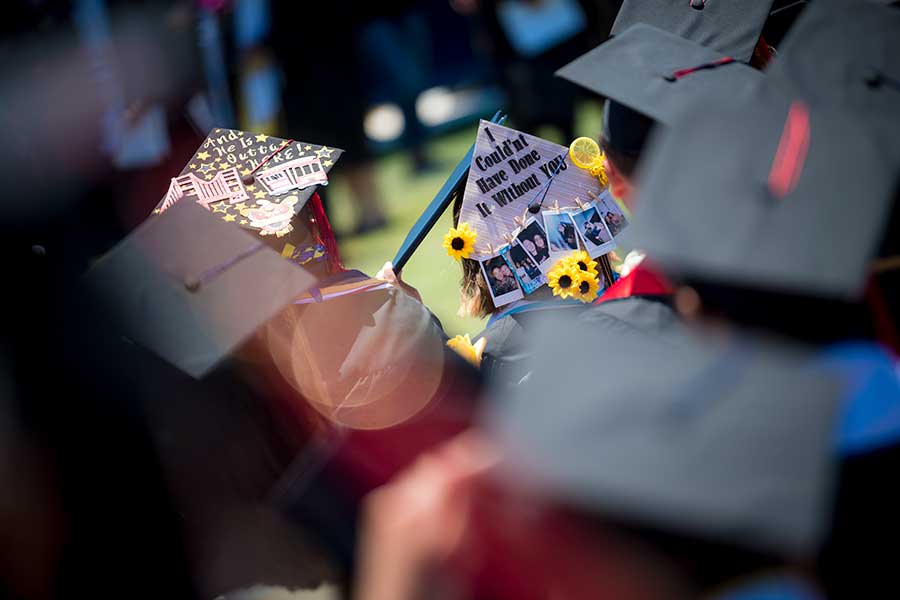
[596,189,628,236]
[571,202,617,257]
[515,217,553,273]
[502,242,546,295]
[542,210,581,262]
[480,253,524,307]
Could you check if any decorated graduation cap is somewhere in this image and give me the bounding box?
[155,128,343,271]
[763,0,900,161]
[610,0,775,63]
[84,200,316,379]
[556,24,763,157]
[628,92,895,300]
[487,309,842,557]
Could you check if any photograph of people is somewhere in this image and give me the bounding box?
[543,211,580,253]
[598,190,628,236]
[480,255,523,304]
[572,204,616,256]
[516,220,551,266]
[509,243,541,282]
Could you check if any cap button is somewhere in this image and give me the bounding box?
[31,244,46,257]
[183,275,202,292]
[690,0,705,10]
[241,174,255,185]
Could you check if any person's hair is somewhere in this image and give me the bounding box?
[600,136,641,180]
[454,193,498,318]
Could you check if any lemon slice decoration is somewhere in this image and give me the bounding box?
[569,137,602,170]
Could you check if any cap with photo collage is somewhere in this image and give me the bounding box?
[556,24,764,158]
[762,0,900,163]
[84,200,317,379]
[154,128,343,271]
[610,0,776,64]
[449,120,624,307]
[486,307,842,558]
[627,90,896,300]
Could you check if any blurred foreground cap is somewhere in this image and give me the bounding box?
[154,128,343,264]
[487,307,842,557]
[84,200,316,378]
[557,24,762,155]
[628,93,896,300]
[763,0,900,162]
[611,0,775,62]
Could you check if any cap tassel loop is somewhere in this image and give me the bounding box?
[664,57,736,82]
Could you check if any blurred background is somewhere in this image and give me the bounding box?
[1,0,618,335]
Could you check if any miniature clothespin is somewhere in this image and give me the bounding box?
[503,232,515,245]
[587,190,598,201]
[552,199,561,213]
[575,197,588,210]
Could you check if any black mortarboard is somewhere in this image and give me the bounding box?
[611,0,775,63]
[557,24,763,155]
[84,200,316,378]
[486,307,842,557]
[627,93,896,300]
[763,0,900,162]
[393,112,506,271]
[154,128,343,266]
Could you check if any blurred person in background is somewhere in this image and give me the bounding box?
[452,0,617,142]
[270,1,389,236]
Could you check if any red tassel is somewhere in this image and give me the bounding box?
[309,191,344,273]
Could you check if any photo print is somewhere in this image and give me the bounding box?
[515,217,553,273]
[542,210,581,261]
[596,189,628,237]
[572,203,617,257]
[480,253,524,307]
[502,242,546,295]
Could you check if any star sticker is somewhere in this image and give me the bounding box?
[304,145,312,151]
[204,173,215,180]
[323,159,333,167]
[198,162,215,174]
[255,133,269,143]
[241,167,252,176]
[246,184,256,191]
[254,190,267,199]
[240,219,249,225]
[196,151,211,160]
[189,163,197,169]
[315,146,333,159]
[212,203,229,213]
[152,208,161,215]
[223,213,236,222]
[234,202,247,211]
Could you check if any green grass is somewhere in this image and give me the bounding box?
[326,102,604,336]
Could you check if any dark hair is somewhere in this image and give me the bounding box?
[601,136,641,180]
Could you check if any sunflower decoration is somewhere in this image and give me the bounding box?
[547,260,585,300]
[566,250,598,275]
[446,334,487,367]
[443,222,477,261]
[574,270,601,303]
[569,137,608,187]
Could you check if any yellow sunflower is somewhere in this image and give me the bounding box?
[443,222,477,261]
[573,271,601,303]
[566,250,598,275]
[547,261,584,299]
[446,334,486,367]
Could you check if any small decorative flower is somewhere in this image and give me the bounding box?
[566,250,598,274]
[443,222,477,261]
[574,271,601,303]
[547,260,584,299]
[446,334,486,367]
[589,154,609,188]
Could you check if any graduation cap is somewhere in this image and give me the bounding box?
[556,24,763,156]
[486,307,842,557]
[84,199,316,379]
[155,128,343,268]
[763,0,900,161]
[626,92,896,300]
[393,111,506,271]
[610,0,776,63]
